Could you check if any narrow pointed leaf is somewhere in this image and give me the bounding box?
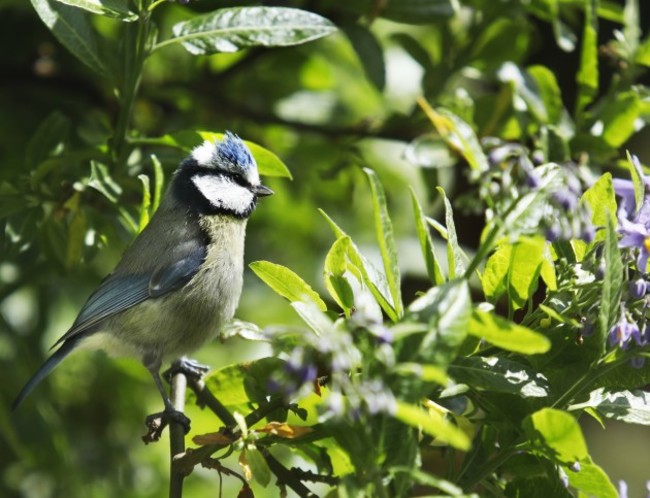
[365,168,403,318]
[394,401,470,450]
[324,236,355,315]
[575,0,598,111]
[319,209,398,321]
[250,261,327,311]
[469,309,551,355]
[53,0,136,21]
[437,187,465,278]
[597,214,623,352]
[568,388,650,425]
[163,7,337,55]
[410,188,445,285]
[32,0,109,76]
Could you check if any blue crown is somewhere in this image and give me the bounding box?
[216,132,255,172]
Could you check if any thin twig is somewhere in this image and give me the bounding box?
[169,371,188,498]
[261,449,318,498]
[186,377,237,426]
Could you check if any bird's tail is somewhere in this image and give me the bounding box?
[12,337,81,411]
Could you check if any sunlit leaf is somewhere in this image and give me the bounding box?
[53,0,136,21]
[524,408,588,463]
[394,401,470,450]
[437,187,465,278]
[410,188,445,285]
[576,0,598,111]
[365,168,403,318]
[568,388,650,425]
[469,309,551,355]
[162,7,336,55]
[250,260,327,311]
[449,356,550,398]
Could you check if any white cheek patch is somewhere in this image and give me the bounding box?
[192,175,255,215]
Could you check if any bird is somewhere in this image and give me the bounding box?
[12,132,273,437]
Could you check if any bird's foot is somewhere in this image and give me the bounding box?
[163,358,210,383]
[141,409,191,444]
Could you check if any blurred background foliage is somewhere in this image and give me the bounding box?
[1,0,649,497]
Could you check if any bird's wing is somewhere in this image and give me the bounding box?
[53,241,207,346]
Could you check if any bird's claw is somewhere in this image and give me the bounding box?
[141,409,191,444]
[163,358,210,383]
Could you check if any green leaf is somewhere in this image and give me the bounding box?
[569,388,650,425]
[65,205,86,269]
[157,130,292,179]
[498,62,551,124]
[437,187,465,278]
[482,243,511,302]
[394,401,470,450]
[527,65,564,124]
[508,236,546,310]
[290,301,333,336]
[31,0,109,76]
[469,309,551,355]
[393,363,448,386]
[409,279,471,366]
[25,111,71,168]
[88,160,122,202]
[203,357,285,406]
[410,188,445,285]
[575,0,598,111]
[625,152,645,216]
[420,102,489,173]
[320,209,398,322]
[53,0,136,21]
[600,91,642,148]
[524,408,588,464]
[449,356,550,398]
[380,0,455,24]
[137,174,151,232]
[245,446,271,487]
[563,459,618,498]
[323,236,355,316]
[365,168,403,318]
[162,7,337,55]
[150,154,164,213]
[250,261,327,311]
[597,215,623,352]
[580,172,617,243]
[343,23,385,90]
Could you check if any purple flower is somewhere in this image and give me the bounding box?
[608,316,641,350]
[629,278,648,299]
[618,217,650,272]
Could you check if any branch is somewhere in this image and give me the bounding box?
[262,449,318,498]
[168,371,188,498]
[186,376,237,426]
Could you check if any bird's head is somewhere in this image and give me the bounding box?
[173,132,273,218]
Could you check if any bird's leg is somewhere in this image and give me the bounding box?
[163,357,210,383]
[142,356,192,444]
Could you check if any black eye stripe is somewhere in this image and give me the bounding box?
[179,159,253,190]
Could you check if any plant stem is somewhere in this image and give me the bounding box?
[112,8,151,167]
[169,371,187,498]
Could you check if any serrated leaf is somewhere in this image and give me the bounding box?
[449,356,550,398]
[163,7,336,55]
[394,401,470,450]
[568,388,650,425]
[410,188,445,285]
[53,0,136,21]
[469,309,551,355]
[524,408,588,464]
[365,168,403,318]
[250,260,327,311]
[31,0,109,76]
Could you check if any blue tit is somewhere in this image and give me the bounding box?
[12,132,273,431]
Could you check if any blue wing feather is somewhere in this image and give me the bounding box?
[53,243,207,346]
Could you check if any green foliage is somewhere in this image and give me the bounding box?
[3,0,650,497]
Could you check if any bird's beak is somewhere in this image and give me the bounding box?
[253,184,274,197]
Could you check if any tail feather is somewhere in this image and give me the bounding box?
[12,337,81,411]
